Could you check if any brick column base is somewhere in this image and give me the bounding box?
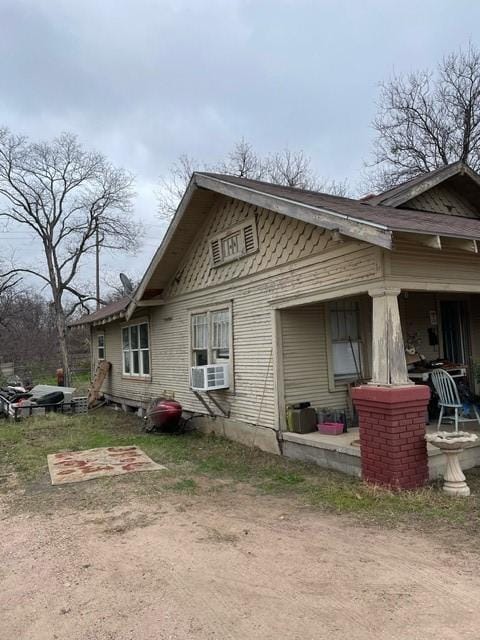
[351,385,430,490]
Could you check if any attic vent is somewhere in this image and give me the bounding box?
[211,238,221,265]
[243,223,256,253]
[209,216,258,267]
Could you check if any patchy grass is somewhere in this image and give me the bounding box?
[169,478,198,493]
[1,408,480,536]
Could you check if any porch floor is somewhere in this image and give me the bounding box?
[281,421,480,480]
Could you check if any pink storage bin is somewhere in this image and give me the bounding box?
[317,422,343,435]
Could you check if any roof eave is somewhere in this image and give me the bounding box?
[195,173,393,248]
[126,176,199,320]
[125,173,394,320]
[371,162,478,208]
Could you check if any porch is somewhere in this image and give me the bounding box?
[281,423,480,480]
[273,285,480,486]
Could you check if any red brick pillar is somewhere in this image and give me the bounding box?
[351,385,430,490]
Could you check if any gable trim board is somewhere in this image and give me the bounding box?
[368,161,480,208]
[194,174,392,246]
[127,174,393,320]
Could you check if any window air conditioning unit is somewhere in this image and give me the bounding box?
[190,364,229,391]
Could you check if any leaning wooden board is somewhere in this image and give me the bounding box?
[88,360,111,408]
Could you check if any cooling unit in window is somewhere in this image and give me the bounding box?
[190,364,229,391]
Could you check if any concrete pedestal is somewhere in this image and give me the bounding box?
[351,385,430,490]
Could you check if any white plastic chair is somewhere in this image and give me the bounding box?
[430,368,480,432]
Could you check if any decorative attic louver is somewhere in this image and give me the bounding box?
[243,222,256,253]
[210,238,222,265]
[209,216,258,266]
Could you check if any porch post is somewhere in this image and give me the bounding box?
[350,287,430,490]
[369,288,411,386]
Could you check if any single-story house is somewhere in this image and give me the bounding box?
[72,161,480,489]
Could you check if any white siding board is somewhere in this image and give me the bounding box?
[390,242,480,285]
[281,304,349,412]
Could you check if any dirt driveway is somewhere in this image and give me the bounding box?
[1,488,480,640]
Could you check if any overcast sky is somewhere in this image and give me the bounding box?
[1,0,480,292]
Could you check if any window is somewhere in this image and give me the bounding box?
[329,300,362,381]
[191,308,231,365]
[122,322,150,376]
[97,333,105,360]
[210,217,258,266]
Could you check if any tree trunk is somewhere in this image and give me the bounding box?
[55,306,70,387]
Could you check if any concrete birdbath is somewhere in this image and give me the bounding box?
[425,431,478,497]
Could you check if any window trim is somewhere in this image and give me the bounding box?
[326,298,366,391]
[120,318,151,380]
[189,302,234,390]
[97,332,105,361]
[209,216,258,267]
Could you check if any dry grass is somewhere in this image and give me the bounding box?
[1,407,480,538]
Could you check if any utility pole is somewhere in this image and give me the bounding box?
[95,217,100,310]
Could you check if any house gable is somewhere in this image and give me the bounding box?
[400,182,479,217]
[371,162,480,217]
[164,193,342,298]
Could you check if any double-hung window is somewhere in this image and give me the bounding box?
[122,322,150,377]
[191,308,231,366]
[97,333,105,360]
[329,300,362,382]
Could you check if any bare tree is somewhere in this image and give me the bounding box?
[367,43,480,191]
[0,263,21,327]
[158,139,348,219]
[217,138,265,179]
[0,270,20,300]
[0,129,138,383]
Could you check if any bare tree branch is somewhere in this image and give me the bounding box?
[0,129,140,381]
[365,43,480,191]
[157,138,349,219]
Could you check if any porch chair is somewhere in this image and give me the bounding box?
[430,368,480,433]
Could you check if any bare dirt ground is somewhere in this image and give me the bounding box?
[2,489,480,640]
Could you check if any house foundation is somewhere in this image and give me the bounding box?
[351,385,430,489]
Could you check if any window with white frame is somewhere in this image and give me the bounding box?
[191,308,231,366]
[329,300,362,381]
[97,333,105,360]
[122,322,150,376]
[210,218,258,267]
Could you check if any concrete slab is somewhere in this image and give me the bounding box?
[282,425,480,480]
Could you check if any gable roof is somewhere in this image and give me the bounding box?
[126,168,480,320]
[368,161,480,208]
[198,172,480,238]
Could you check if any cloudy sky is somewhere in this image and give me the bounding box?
[1,0,479,292]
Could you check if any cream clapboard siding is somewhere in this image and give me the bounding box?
[389,241,480,287]
[281,303,350,412]
[100,199,383,430]
[403,184,478,217]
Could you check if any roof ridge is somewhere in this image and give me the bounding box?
[369,161,473,205]
[196,172,358,205]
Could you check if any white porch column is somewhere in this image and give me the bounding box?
[368,288,412,386]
